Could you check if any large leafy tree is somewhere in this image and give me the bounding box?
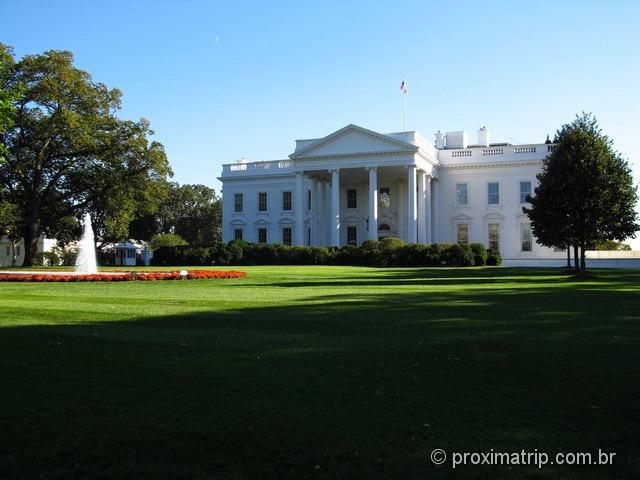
[0,44,19,160]
[524,113,638,274]
[0,46,171,265]
[131,183,221,246]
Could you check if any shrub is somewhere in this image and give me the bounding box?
[486,248,502,266]
[442,243,474,267]
[33,251,61,266]
[469,243,488,266]
[379,237,405,250]
[150,233,188,251]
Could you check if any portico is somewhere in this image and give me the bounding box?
[293,164,436,247]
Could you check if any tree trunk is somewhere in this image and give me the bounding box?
[573,245,579,274]
[22,219,41,267]
[580,244,587,275]
[11,240,17,267]
[566,246,571,268]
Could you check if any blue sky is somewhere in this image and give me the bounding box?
[3,0,640,244]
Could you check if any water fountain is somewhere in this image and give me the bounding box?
[75,213,98,274]
[0,212,247,282]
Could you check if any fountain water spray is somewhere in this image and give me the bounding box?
[75,213,98,274]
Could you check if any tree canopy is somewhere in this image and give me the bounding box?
[130,183,221,246]
[524,113,638,274]
[0,45,172,265]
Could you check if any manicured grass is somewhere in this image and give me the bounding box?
[1,266,639,479]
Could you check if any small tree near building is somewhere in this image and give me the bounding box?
[524,113,638,275]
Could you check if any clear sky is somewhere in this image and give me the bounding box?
[3,0,640,245]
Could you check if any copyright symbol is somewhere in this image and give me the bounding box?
[431,448,447,465]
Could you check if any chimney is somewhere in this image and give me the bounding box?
[477,126,490,147]
[434,130,445,149]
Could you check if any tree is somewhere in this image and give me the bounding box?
[0,200,21,266]
[0,46,172,265]
[524,113,639,275]
[0,44,19,160]
[131,183,221,246]
[594,240,631,251]
[149,233,188,251]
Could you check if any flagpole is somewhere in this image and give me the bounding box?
[401,75,407,132]
[403,90,407,132]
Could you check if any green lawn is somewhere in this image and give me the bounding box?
[1,266,639,479]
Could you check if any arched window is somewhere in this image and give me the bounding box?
[378,223,391,231]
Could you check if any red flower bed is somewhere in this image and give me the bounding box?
[0,270,247,282]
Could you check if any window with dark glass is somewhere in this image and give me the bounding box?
[282,191,292,211]
[347,189,357,208]
[282,227,292,246]
[307,190,312,210]
[258,192,268,212]
[520,181,532,204]
[347,226,357,245]
[234,228,243,240]
[258,228,267,243]
[234,193,243,212]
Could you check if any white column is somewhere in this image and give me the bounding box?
[310,178,319,246]
[330,169,340,246]
[324,181,331,246]
[295,172,304,246]
[407,165,417,243]
[431,177,440,243]
[397,180,405,240]
[367,167,378,241]
[425,174,432,243]
[417,171,427,243]
[316,179,325,245]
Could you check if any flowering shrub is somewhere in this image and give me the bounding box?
[0,270,247,282]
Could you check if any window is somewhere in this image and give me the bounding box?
[347,226,357,245]
[234,228,243,241]
[282,227,292,246]
[282,191,292,211]
[307,190,312,210]
[347,189,357,209]
[379,187,390,208]
[488,223,500,251]
[520,181,532,204]
[456,183,468,206]
[234,193,243,213]
[521,223,532,252]
[258,192,267,212]
[258,228,267,243]
[487,182,500,205]
[457,224,469,245]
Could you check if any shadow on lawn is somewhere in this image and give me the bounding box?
[1,271,639,479]
[255,267,640,289]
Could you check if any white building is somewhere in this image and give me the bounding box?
[219,124,566,266]
[0,235,57,267]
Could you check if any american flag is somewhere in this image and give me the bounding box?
[400,80,408,94]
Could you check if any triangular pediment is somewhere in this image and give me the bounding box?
[290,124,417,159]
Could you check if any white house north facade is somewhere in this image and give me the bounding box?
[218,124,565,266]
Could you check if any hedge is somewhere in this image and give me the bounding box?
[152,238,502,268]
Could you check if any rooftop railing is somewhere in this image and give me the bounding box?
[223,160,294,176]
[439,144,553,164]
